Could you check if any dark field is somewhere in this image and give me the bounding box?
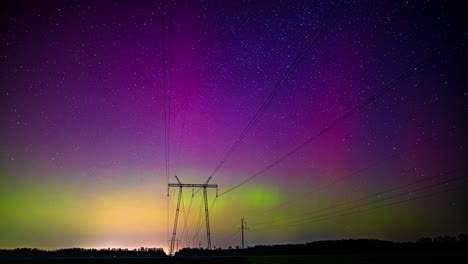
[3,252,467,264]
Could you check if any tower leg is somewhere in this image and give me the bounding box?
[170,187,183,255]
[203,187,211,249]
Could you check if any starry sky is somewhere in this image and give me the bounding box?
[0,0,467,252]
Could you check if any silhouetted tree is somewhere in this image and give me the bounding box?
[458,233,468,242]
[418,237,433,243]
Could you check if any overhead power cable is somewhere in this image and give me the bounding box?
[204,1,345,183]
[163,0,173,251]
[251,167,467,230]
[244,127,461,219]
[219,42,452,196]
[162,0,169,250]
[252,183,468,232]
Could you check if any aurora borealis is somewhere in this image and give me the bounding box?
[0,0,467,253]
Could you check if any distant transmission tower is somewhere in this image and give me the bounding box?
[168,176,218,255]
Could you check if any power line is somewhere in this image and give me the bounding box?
[162,0,169,250]
[204,1,345,183]
[250,167,467,230]
[190,193,218,248]
[252,183,468,232]
[180,190,196,248]
[168,0,172,179]
[163,0,173,251]
[244,127,460,219]
[190,195,205,247]
[162,0,169,187]
[161,0,173,188]
[178,189,191,248]
[249,167,456,227]
[247,128,462,225]
[219,43,451,196]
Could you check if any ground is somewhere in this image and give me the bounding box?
[2,252,467,264]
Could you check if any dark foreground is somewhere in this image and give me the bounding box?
[2,237,467,263]
[1,252,467,264]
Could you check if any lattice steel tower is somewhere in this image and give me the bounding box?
[168,176,218,255]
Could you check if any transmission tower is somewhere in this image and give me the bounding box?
[168,176,218,255]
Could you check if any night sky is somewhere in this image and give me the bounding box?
[0,0,467,252]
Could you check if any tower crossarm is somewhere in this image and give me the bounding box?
[168,183,218,188]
